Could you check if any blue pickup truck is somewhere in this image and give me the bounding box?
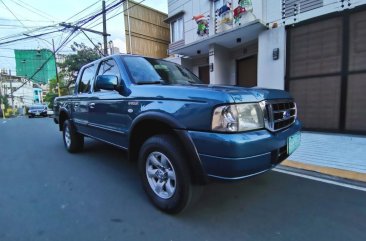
[54,54,301,213]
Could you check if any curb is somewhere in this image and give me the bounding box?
[281,160,366,183]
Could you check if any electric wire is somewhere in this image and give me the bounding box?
[14,0,56,21]
[89,0,146,28]
[9,0,56,22]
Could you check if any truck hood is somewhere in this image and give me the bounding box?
[131,84,292,103]
[191,85,293,102]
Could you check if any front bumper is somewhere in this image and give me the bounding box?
[189,120,301,180]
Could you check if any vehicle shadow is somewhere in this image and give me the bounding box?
[79,138,307,215]
[59,138,366,240]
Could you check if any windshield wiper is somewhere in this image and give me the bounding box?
[136,80,163,85]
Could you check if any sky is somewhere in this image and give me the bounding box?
[0,0,168,75]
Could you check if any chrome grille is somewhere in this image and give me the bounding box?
[264,100,297,132]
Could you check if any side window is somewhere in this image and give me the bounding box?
[95,59,120,91]
[98,59,120,78]
[78,65,95,94]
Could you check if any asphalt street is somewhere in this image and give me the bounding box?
[0,117,365,241]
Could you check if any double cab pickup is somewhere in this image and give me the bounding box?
[54,54,301,213]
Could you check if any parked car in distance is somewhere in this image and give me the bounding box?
[28,105,48,118]
[53,54,301,214]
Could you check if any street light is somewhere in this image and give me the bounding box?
[23,34,61,97]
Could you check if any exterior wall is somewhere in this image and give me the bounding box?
[1,79,34,108]
[257,26,286,90]
[167,0,366,92]
[265,0,366,27]
[209,44,234,85]
[124,0,170,58]
[168,0,211,46]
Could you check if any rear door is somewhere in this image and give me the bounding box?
[88,58,130,148]
[72,64,96,134]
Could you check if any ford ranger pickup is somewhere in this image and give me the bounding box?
[53,54,301,213]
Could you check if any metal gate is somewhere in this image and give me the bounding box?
[287,8,366,133]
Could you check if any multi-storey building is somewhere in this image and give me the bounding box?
[165,0,366,133]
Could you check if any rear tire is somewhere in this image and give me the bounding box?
[63,120,84,153]
[138,134,202,214]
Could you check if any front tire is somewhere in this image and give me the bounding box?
[63,120,84,153]
[138,134,201,214]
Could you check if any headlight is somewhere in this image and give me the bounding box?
[212,103,264,132]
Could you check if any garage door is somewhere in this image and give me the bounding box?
[237,55,257,87]
[287,9,366,133]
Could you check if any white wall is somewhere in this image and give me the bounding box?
[257,26,286,90]
[209,44,234,85]
[2,80,34,108]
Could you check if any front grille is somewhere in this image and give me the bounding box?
[265,100,297,132]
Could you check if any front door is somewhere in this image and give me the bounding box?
[88,58,130,148]
[199,65,210,84]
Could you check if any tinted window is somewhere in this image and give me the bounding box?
[123,56,202,85]
[78,65,95,94]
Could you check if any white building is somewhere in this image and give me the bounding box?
[165,0,366,133]
[1,75,34,108]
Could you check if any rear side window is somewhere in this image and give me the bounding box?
[78,65,95,94]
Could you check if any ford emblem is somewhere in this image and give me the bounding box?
[283,110,291,119]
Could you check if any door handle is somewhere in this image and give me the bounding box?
[74,103,79,108]
[89,103,95,109]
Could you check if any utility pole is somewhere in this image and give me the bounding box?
[9,69,14,110]
[52,39,61,97]
[102,0,108,55]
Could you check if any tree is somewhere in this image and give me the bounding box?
[0,94,9,109]
[58,42,101,87]
[43,77,67,108]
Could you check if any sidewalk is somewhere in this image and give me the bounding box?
[282,131,366,182]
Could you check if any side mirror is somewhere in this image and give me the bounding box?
[95,75,118,91]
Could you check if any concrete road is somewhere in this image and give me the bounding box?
[0,117,365,241]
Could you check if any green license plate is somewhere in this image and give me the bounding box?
[287,132,301,155]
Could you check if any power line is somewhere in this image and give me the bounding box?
[0,29,65,46]
[0,0,27,29]
[80,30,105,57]
[14,0,55,21]
[64,0,101,22]
[0,18,55,23]
[89,0,146,28]
[9,0,55,22]
[0,0,122,47]
[0,55,66,60]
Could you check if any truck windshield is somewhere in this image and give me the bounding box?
[122,56,203,85]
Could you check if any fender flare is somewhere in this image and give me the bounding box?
[128,111,208,184]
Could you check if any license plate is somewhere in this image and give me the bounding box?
[36,113,40,116]
[287,132,301,155]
